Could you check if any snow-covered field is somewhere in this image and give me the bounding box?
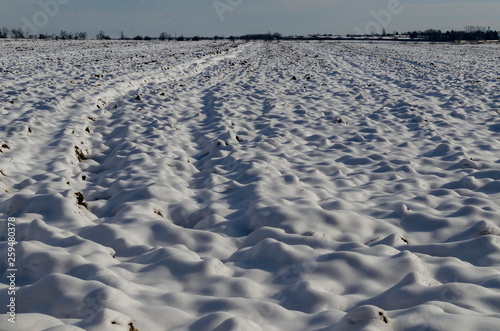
[0,39,499,330]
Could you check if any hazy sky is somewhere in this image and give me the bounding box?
[1,0,499,38]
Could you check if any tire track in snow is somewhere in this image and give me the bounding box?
[1,41,254,331]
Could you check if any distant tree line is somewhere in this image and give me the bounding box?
[0,28,182,41]
[0,28,88,40]
[408,26,499,42]
[243,28,499,42]
[0,26,498,42]
[240,32,283,41]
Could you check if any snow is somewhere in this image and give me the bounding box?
[0,39,499,330]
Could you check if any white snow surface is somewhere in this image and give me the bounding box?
[0,40,499,330]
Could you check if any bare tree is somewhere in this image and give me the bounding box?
[464,25,486,33]
[0,27,8,38]
[159,32,170,41]
[11,28,25,39]
[76,32,87,40]
[96,30,110,40]
[60,30,70,40]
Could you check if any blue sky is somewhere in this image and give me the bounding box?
[2,0,499,38]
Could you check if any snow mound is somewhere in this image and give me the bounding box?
[1,40,500,330]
